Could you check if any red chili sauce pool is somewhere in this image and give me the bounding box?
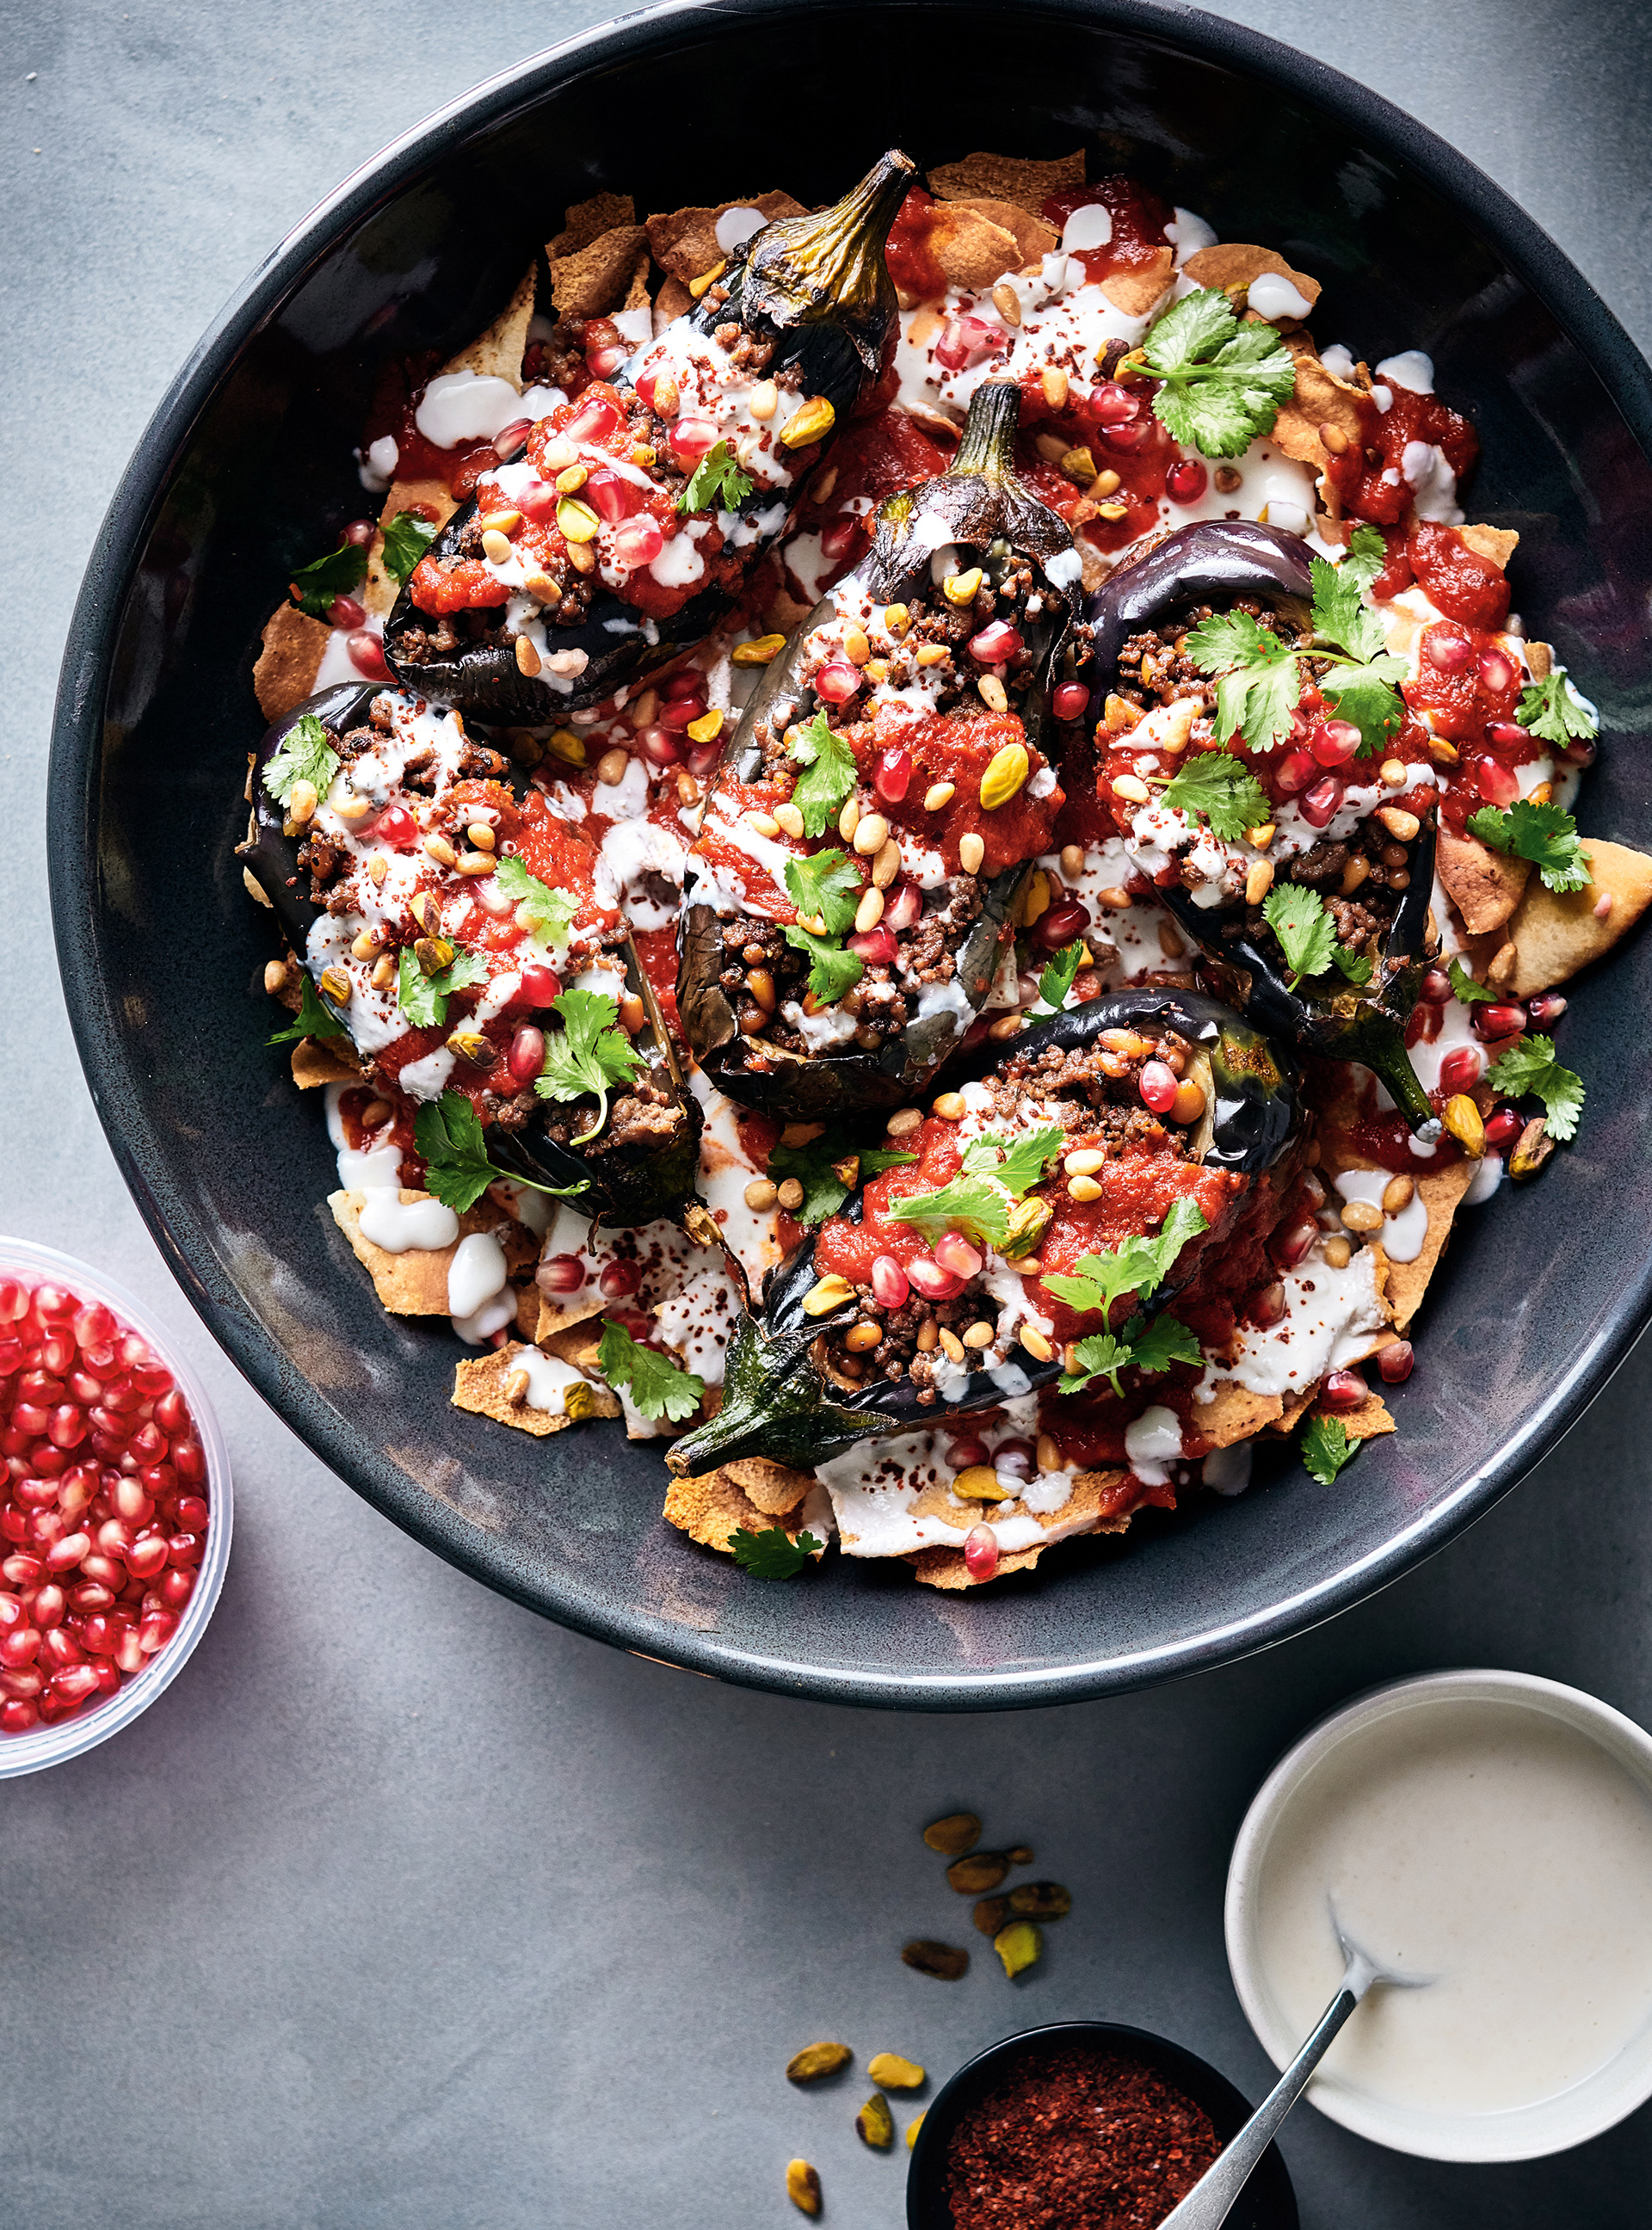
[0,1275,210,1734]
[945,2044,1222,2230]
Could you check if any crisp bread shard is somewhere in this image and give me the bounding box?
[1098,247,1174,319]
[926,149,1085,206]
[1197,1383,1285,1445]
[664,1463,827,1556]
[1506,839,1652,998]
[444,261,537,385]
[328,1190,537,1315]
[1323,1389,1396,1444]
[452,1338,620,1436]
[290,1037,361,1090]
[1272,332,1368,472]
[549,224,648,318]
[252,603,332,724]
[1438,828,1532,936]
[1363,1160,1478,1334]
[905,1466,1137,1590]
[644,190,806,283]
[946,197,1057,268]
[1182,243,1322,319]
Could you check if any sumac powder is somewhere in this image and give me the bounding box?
[945,2046,1222,2230]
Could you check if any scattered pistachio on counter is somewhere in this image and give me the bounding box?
[972,1895,1011,1937]
[867,2052,925,2090]
[856,2092,895,2148]
[906,2110,927,2150]
[786,2042,852,2083]
[994,1920,1043,1978]
[1006,1844,1034,1865]
[1008,1881,1072,1919]
[922,1812,982,1855]
[946,1851,1010,1894]
[786,2159,822,2215]
[903,1939,970,1981]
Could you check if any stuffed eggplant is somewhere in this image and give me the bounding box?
[239,684,699,1226]
[668,987,1304,1475]
[382,151,915,724]
[1085,521,1442,1132]
[677,378,1088,1123]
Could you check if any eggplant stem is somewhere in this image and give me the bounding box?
[952,379,1022,482]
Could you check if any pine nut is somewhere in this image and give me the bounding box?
[885,1106,922,1137]
[931,1092,965,1120]
[1380,758,1407,786]
[853,812,889,856]
[748,379,779,421]
[962,1321,996,1349]
[747,969,777,1013]
[1112,773,1150,804]
[370,954,396,989]
[1382,1174,1415,1213]
[1039,367,1069,410]
[924,782,955,812]
[454,851,493,875]
[938,1328,967,1364]
[988,1013,1022,1041]
[838,796,861,842]
[1036,1432,1063,1473]
[262,959,291,994]
[350,928,380,960]
[745,810,781,838]
[959,832,985,875]
[1067,1174,1104,1202]
[743,1179,779,1211]
[676,770,700,806]
[628,690,659,730]
[1059,843,1087,880]
[872,839,902,889]
[466,822,496,850]
[915,644,950,667]
[1245,859,1274,906]
[367,855,388,886]
[854,887,885,933]
[1093,469,1122,496]
[977,674,1009,713]
[844,1321,883,1352]
[423,834,458,867]
[916,1320,940,1352]
[777,1179,807,1212]
[1341,1199,1384,1233]
[597,748,630,785]
[1341,856,1372,894]
[1377,805,1421,841]
[287,779,318,825]
[361,1098,392,1128]
[1020,1327,1054,1363]
[1063,1149,1105,1177]
[481,528,514,564]
[774,802,805,839]
[1322,1235,1352,1269]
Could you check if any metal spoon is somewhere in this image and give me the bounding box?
[1158,1914,1433,2229]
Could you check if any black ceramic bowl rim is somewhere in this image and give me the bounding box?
[905,2017,1298,2227]
[49,0,1652,1709]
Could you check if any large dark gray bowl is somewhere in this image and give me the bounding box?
[50,0,1652,1709]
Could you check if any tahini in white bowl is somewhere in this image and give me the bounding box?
[1225,1668,1652,2161]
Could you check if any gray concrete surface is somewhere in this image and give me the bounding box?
[3,3,1650,2223]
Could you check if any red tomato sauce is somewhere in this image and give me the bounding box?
[842,706,1064,878]
[1323,385,1479,528]
[1039,176,1175,286]
[884,188,952,303]
[1407,522,1512,630]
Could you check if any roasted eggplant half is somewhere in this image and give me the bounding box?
[677,378,1087,1123]
[240,685,699,1227]
[668,987,1303,1474]
[1086,521,1441,1132]
[382,151,915,724]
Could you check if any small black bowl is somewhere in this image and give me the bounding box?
[907,2018,1297,2230]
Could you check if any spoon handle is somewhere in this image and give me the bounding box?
[1157,1981,1365,2228]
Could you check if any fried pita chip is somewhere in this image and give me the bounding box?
[546,191,636,261]
[1184,244,1322,321]
[443,261,536,385]
[1272,1389,1317,1435]
[664,1464,823,1555]
[252,603,330,724]
[362,482,455,620]
[1272,330,1368,472]
[948,196,1057,268]
[1198,1383,1285,1447]
[1324,1389,1396,1443]
[1507,838,1652,998]
[644,191,806,284]
[534,1286,603,1346]
[622,251,652,312]
[722,1457,817,1518]
[926,149,1085,206]
[1099,246,1174,318]
[654,274,693,330]
[1525,640,1553,681]
[908,1467,1137,1590]
[549,222,648,319]
[1437,827,1532,936]
[1459,523,1519,570]
[1365,1161,1478,1333]
[329,1191,538,1315]
[924,202,1021,297]
[452,1339,620,1436]
[290,1036,361,1090]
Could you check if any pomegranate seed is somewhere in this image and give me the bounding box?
[584,466,640,524]
[0,1700,38,1733]
[1086,380,1142,425]
[873,748,912,804]
[1319,1371,1367,1413]
[114,1629,145,1675]
[69,1584,114,1613]
[124,1537,170,1582]
[127,1421,168,1465]
[91,1661,120,1697]
[946,1435,990,1469]
[870,1256,909,1309]
[1100,419,1151,453]
[78,1554,123,1587]
[1273,1221,1319,1270]
[0,1279,28,1323]
[79,1615,120,1657]
[1310,719,1360,767]
[907,1257,965,1302]
[159,1568,195,1611]
[508,1026,546,1084]
[540,1254,586,1295]
[663,665,708,699]
[52,1663,101,1703]
[598,1260,641,1301]
[1439,1045,1483,1093]
[993,1438,1036,1481]
[1378,1341,1415,1384]
[1562,736,1597,767]
[110,1477,153,1525]
[1420,968,1452,1004]
[819,517,860,564]
[0,1593,17,1629]
[1035,899,1090,952]
[1251,1281,1287,1328]
[1526,991,1568,1027]
[933,1234,983,1281]
[12,1404,48,1438]
[686,738,724,777]
[1471,1002,1526,1042]
[347,631,391,682]
[173,1441,206,1486]
[1165,459,1207,504]
[327,594,366,631]
[368,803,417,848]
[73,1303,116,1349]
[847,925,898,964]
[612,514,664,569]
[518,477,559,521]
[668,416,718,463]
[0,1668,41,1699]
[1053,681,1091,721]
[68,1371,102,1405]
[882,882,922,933]
[934,314,1002,371]
[96,1518,133,1556]
[1474,756,1520,807]
[492,417,533,460]
[1138,1060,1179,1114]
[29,1585,64,1630]
[637,724,685,768]
[1484,721,1531,751]
[2,1555,40,1587]
[967,619,1023,665]
[33,1286,77,1324]
[964,1525,1000,1582]
[15,1479,56,1511]
[633,369,677,417]
[658,694,706,732]
[1275,748,1316,795]
[1425,625,1474,672]
[564,394,621,443]
[813,661,862,705]
[0,1627,40,1667]
[1299,775,1346,829]
[1478,646,1519,694]
[517,962,563,1009]
[168,1533,205,1568]
[45,1531,91,1573]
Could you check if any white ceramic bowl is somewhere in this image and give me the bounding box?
[0,1237,232,1777]
[1226,1669,1652,2161]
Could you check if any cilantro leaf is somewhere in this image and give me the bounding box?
[1448,957,1495,1004]
[1040,1197,1210,1321]
[1468,799,1591,895]
[1317,656,1409,756]
[1485,1034,1585,1143]
[534,987,646,1143]
[1340,523,1388,598]
[289,540,368,619]
[597,1321,705,1423]
[784,847,861,937]
[1143,289,1298,459]
[1058,1309,1202,1398]
[262,712,340,810]
[729,1525,823,1578]
[1185,613,1301,753]
[1262,882,1337,987]
[397,943,488,1030]
[781,926,865,1005]
[676,439,755,517]
[961,1125,1065,1198]
[413,1091,587,1212]
[889,1174,1012,1251]
[1517,669,1597,748]
[380,511,438,588]
[1036,942,1084,1012]
[1311,548,1388,665]
[1300,1414,1359,1485]
[1333,944,1373,985]
[1159,749,1273,841]
[494,854,580,946]
[764,1132,916,1224]
[268,971,348,1044]
[786,714,859,838]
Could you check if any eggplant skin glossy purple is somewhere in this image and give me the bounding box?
[1083,519,1314,705]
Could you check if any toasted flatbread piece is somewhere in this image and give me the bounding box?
[1459,523,1519,570]
[452,1340,620,1436]
[1183,243,1321,318]
[362,481,455,620]
[923,202,1021,294]
[1507,838,1652,998]
[1525,641,1553,681]
[653,274,693,330]
[1273,1389,1316,1435]
[547,192,636,261]
[722,1457,817,1518]
[622,252,652,311]
[444,261,536,385]
[1100,247,1174,318]
[1327,1389,1396,1443]
[549,223,648,319]
[1366,1161,1478,1333]
[291,1037,361,1090]
[644,190,806,283]
[1273,331,1368,471]
[665,1464,821,1555]
[949,196,1057,268]
[1438,828,1532,936]
[927,149,1085,206]
[1198,1383,1285,1447]
[329,1190,536,1315]
[908,1467,1135,1591]
[252,603,330,723]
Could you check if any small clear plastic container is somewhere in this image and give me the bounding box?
[0,1236,232,1777]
